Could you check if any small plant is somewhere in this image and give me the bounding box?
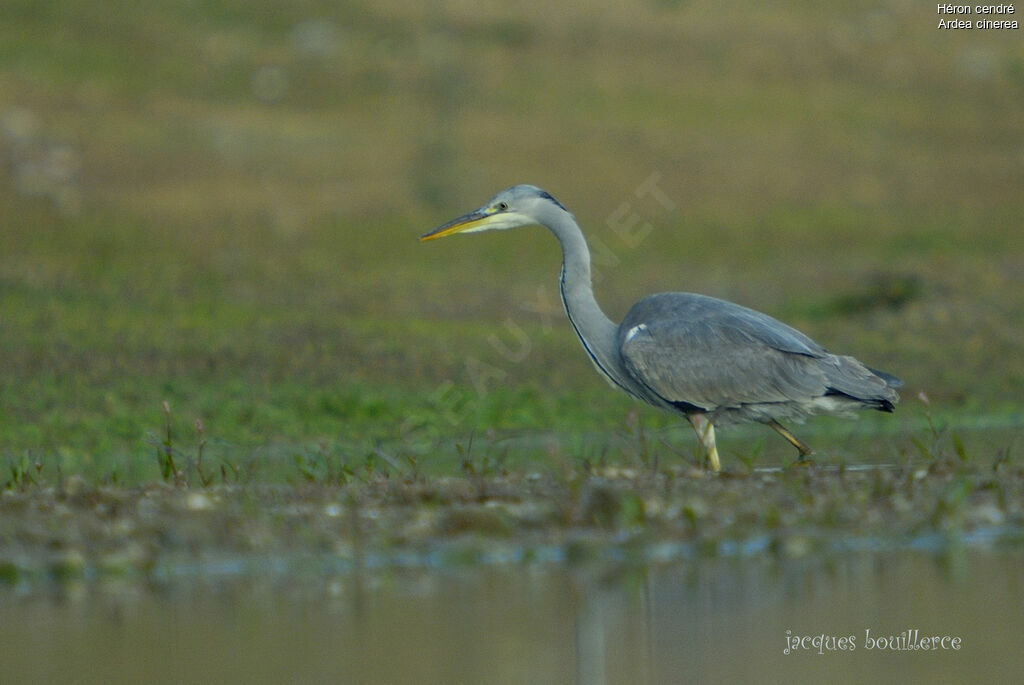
[151,400,185,485]
[147,402,221,486]
[457,432,477,475]
[912,392,970,465]
[623,410,657,472]
[292,452,322,483]
[5,453,42,491]
[457,433,504,500]
[219,455,258,484]
[403,451,423,481]
[734,442,765,473]
[932,475,974,529]
[220,459,242,483]
[192,418,215,486]
[290,442,358,485]
[951,432,968,462]
[992,439,1016,473]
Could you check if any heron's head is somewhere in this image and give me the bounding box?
[420,185,571,242]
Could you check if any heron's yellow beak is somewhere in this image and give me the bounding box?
[420,209,496,241]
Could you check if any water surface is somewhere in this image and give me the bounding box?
[3,549,1020,684]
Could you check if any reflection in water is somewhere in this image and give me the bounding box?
[2,550,1021,684]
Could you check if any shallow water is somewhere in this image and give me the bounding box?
[2,549,1021,684]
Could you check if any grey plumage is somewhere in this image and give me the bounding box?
[421,184,901,471]
[618,292,898,425]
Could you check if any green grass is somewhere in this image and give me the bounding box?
[1,1,1023,483]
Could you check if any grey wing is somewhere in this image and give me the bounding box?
[618,293,859,411]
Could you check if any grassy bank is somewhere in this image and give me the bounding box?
[1,1,1022,483]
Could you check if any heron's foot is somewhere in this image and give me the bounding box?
[767,419,813,457]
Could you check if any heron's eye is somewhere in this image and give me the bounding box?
[497,202,509,211]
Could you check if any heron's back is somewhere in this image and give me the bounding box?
[617,292,900,425]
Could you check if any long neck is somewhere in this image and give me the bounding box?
[543,210,637,397]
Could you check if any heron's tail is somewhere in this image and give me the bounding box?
[824,356,901,412]
[866,366,903,388]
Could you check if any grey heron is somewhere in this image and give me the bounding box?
[421,185,901,471]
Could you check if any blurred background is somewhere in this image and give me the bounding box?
[2,0,1023,477]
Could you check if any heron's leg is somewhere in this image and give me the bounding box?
[687,414,720,472]
[767,419,813,457]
